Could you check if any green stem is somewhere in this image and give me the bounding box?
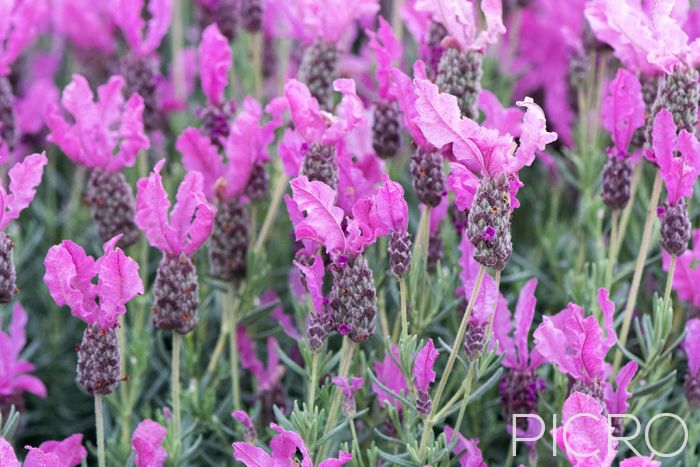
[172,333,182,456]
[320,340,355,454]
[349,418,363,467]
[418,266,486,460]
[254,173,288,253]
[613,164,642,259]
[452,363,475,436]
[614,171,663,372]
[170,0,185,101]
[399,277,408,339]
[307,352,320,408]
[252,32,263,98]
[605,209,620,290]
[228,283,241,411]
[663,254,677,308]
[95,395,106,467]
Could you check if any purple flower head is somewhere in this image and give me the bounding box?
[649,108,700,204]
[443,425,486,467]
[413,78,557,209]
[233,423,352,466]
[44,236,144,331]
[131,419,168,467]
[23,433,87,467]
[337,324,350,336]
[683,318,700,377]
[178,96,283,200]
[663,231,700,307]
[413,339,439,393]
[415,0,504,52]
[480,225,496,242]
[0,153,47,232]
[0,303,47,401]
[601,68,646,158]
[366,17,403,101]
[278,0,378,45]
[135,160,215,256]
[0,0,49,76]
[283,79,365,147]
[111,0,172,57]
[45,74,150,172]
[533,288,617,386]
[371,344,409,409]
[199,23,232,107]
[53,0,114,54]
[553,392,617,467]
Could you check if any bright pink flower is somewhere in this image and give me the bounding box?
[372,345,409,409]
[391,62,432,150]
[44,236,144,330]
[533,288,616,385]
[663,230,700,307]
[647,0,700,73]
[293,254,326,317]
[0,153,48,231]
[366,17,402,100]
[492,278,543,371]
[131,419,168,467]
[373,174,409,234]
[45,74,150,172]
[24,433,87,467]
[553,392,617,467]
[336,145,382,215]
[53,0,114,53]
[279,129,306,178]
[237,327,285,392]
[0,438,19,467]
[135,160,215,256]
[620,456,661,467]
[458,235,506,325]
[284,79,365,146]
[231,410,255,431]
[158,46,197,114]
[447,163,480,212]
[442,426,486,467]
[413,78,557,186]
[111,0,172,56]
[650,108,700,204]
[683,318,700,376]
[331,376,364,398]
[233,423,352,466]
[199,24,232,107]
[0,303,47,399]
[604,361,638,415]
[0,0,49,76]
[601,68,646,158]
[262,289,301,340]
[414,339,439,393]
[278,0,378,45]
[415,0,504,52]
[178,97,282,200]
[478,90,523,137]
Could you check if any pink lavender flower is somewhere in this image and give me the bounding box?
[52,0,115,54]
[620,457,661,467]
[682,318,700,406]
[443,426,486,467]
[44,236,144,331]
[414,339,439,415]
[45,74,149,172]
[131,419,168,467]
[25,433,88,467]
[332,375,364,416]
[372,345,409,410]
[233,423,352,466]
[111,0,172,58]
[552,392,617,467]
[0,152,47,232]
[415,0,505,52]
[0,0,49,77]
[0,303,47,409]
[367,18,402,103]
[232,410,257,443]
[602,69,646,159]
[0,438,18,467]
[293,254,331,351]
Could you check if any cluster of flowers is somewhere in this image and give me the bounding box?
[0,0,699,465]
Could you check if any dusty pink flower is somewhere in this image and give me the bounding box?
[135,160,215,256]
[372,344,409,409]
[262,289,300,340]
[111,0,172,57]
[553,392,617,467]
[533,289,617,385]
[24,433,87,467]
[0,153,48,231]
[620,457,661,467]
[682,318,700,377]
[390,61,431,150]
[447,164,480,212]
[131,419,168,467]
[663,230,700,307]
[373,174,409,234]
[415,0,504,52]
[366,17,402,101]
[604,360,638,416]
[414,339,438,393]
[53,0,115,53]
[44,235,144,330]
[478,90,523,137]
[293,254,326,317]
[443,426,486,467]
[0,303,47,400]
[335,145,383,215]
[233,423,352,466]
[0,0,49,76]
[45,74,150,172]
[178,97,282,200]
[650,108,700,204]
[199,23,232,107]
[278,0,378,45]
[331,375,364,413]
[237,327,285,392]
[458,235,506,325]
[0,437,19,467]
[601,68,646,158]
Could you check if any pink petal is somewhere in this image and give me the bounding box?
[513,97,558,173]
[269,424,312,466]
[0,437,19,467]
[37,433,87,467]
[199,24,231,106]
[279,129,305,178]
[0,153,47,230]
[367,17,402,100]
[232,442,272,466]
[0,1,49,76]
[135,160,179,255]
[601,68,645,155]
[371,345,408,409]
[414,339,439,392]
[372,174,408,233]
[604,360,637,415]
[447,163,480,211]
[323,79,366,145]
[442,425,485,467]
[170,171,215,256]
[318,451,353,467]
[132,419,168,467]
[478,90,523,137]
[177,128,225,200]
[284,79,328,145]
[513,278,538,369]
[683,319,700,376]
[293,254,325,316]
[620,456,661,467]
